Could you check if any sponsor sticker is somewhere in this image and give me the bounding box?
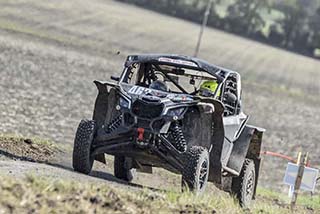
[158,57,197,67]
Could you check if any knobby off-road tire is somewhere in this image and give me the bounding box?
[181,146,210,193]
[72,119,96,174]
[231,158,256,208]
[114,156,135,182]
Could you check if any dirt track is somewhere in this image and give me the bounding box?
[0,0,320,191]
[0,135,186,194]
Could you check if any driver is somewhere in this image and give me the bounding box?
[149,80,169,92]
[199,80,220,97]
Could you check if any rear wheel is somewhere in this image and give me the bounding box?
[72,119,96,174]
[114,156,136,182]
[231,159,256,207]
[181,146,209,193]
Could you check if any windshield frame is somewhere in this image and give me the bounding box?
[119,62,222,96]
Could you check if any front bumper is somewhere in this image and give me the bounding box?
[91,126,185,173]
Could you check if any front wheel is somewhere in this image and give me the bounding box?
[114,156,136,182]
[231,159,256,208]
[72,119,95,174]
[181,146,209,193]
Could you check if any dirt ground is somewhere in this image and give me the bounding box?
[1,137,318,213]
[0,0,319,193]
[0,135,55,162]
[0,135,185,193]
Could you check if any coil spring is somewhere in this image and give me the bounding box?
[106,115,122,133]
[169,122,187,152]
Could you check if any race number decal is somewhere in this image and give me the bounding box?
[128,86,152,95]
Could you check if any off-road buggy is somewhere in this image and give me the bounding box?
[72,54,265,207]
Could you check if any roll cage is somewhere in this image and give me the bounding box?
[119,55,242,112]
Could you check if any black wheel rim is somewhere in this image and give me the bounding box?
[199,159,208,189]
[246,170,255,198]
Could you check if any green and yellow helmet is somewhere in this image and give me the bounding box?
[199,80,220,97]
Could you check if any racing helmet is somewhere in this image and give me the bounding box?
[199,80,220,97]
[149,80,169,92]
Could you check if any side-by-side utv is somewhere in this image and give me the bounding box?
[72,54,265,207]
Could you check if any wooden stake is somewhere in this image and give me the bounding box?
[296,152,301,164]
[290,153,307,211]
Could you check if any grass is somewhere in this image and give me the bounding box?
[0,175,318,214]
[257,187,320,212]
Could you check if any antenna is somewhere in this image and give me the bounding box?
[194,0,214,57]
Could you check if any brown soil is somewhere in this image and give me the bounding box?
[0,136,55,162]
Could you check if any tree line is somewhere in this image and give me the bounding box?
[116,0,320,58]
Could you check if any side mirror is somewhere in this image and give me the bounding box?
[225,92,237,104]
[110,75,120,82]
[189,78,195,85]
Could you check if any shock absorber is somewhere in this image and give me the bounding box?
[106,114,122,133]
[169,122,187,152]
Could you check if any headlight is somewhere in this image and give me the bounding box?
[166,107,186,117]
[119,97,130,108]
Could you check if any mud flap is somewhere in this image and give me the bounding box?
[92,80,119,164]
[246,126,264,199]
[93,81,110,128]
[198,98,225,184]
[226,126,255,174]
[226,125,264,198]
